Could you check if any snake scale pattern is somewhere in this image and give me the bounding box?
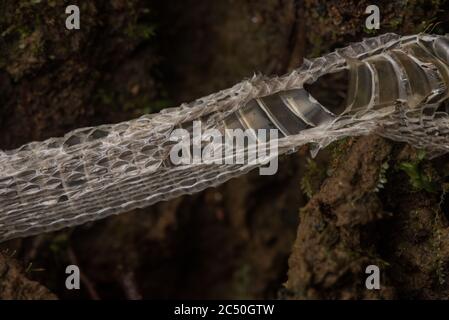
[2,33,449,242]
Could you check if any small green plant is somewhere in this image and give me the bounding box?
[363,26,378,35]
[125,23,155,41]
[374,161,389,192]
[25,262,45,273]
[398,150,437,193]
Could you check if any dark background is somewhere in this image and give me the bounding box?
[1,0,449,299]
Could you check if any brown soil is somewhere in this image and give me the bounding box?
[286,136,449,299]
[0,251,56,299]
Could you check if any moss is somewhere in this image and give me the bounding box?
[300,157,327,198]
[123,6,156,41]
[362,26,378,35]
[0,1,56,78]
[387,16,404,29]
[303,0,449,60]
[125,23,155,41]
[325,137,352,174]
[398,150,438,193]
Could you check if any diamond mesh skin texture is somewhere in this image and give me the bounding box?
[2,33,449,242]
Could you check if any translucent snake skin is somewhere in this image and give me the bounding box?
[2,33,449,242]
